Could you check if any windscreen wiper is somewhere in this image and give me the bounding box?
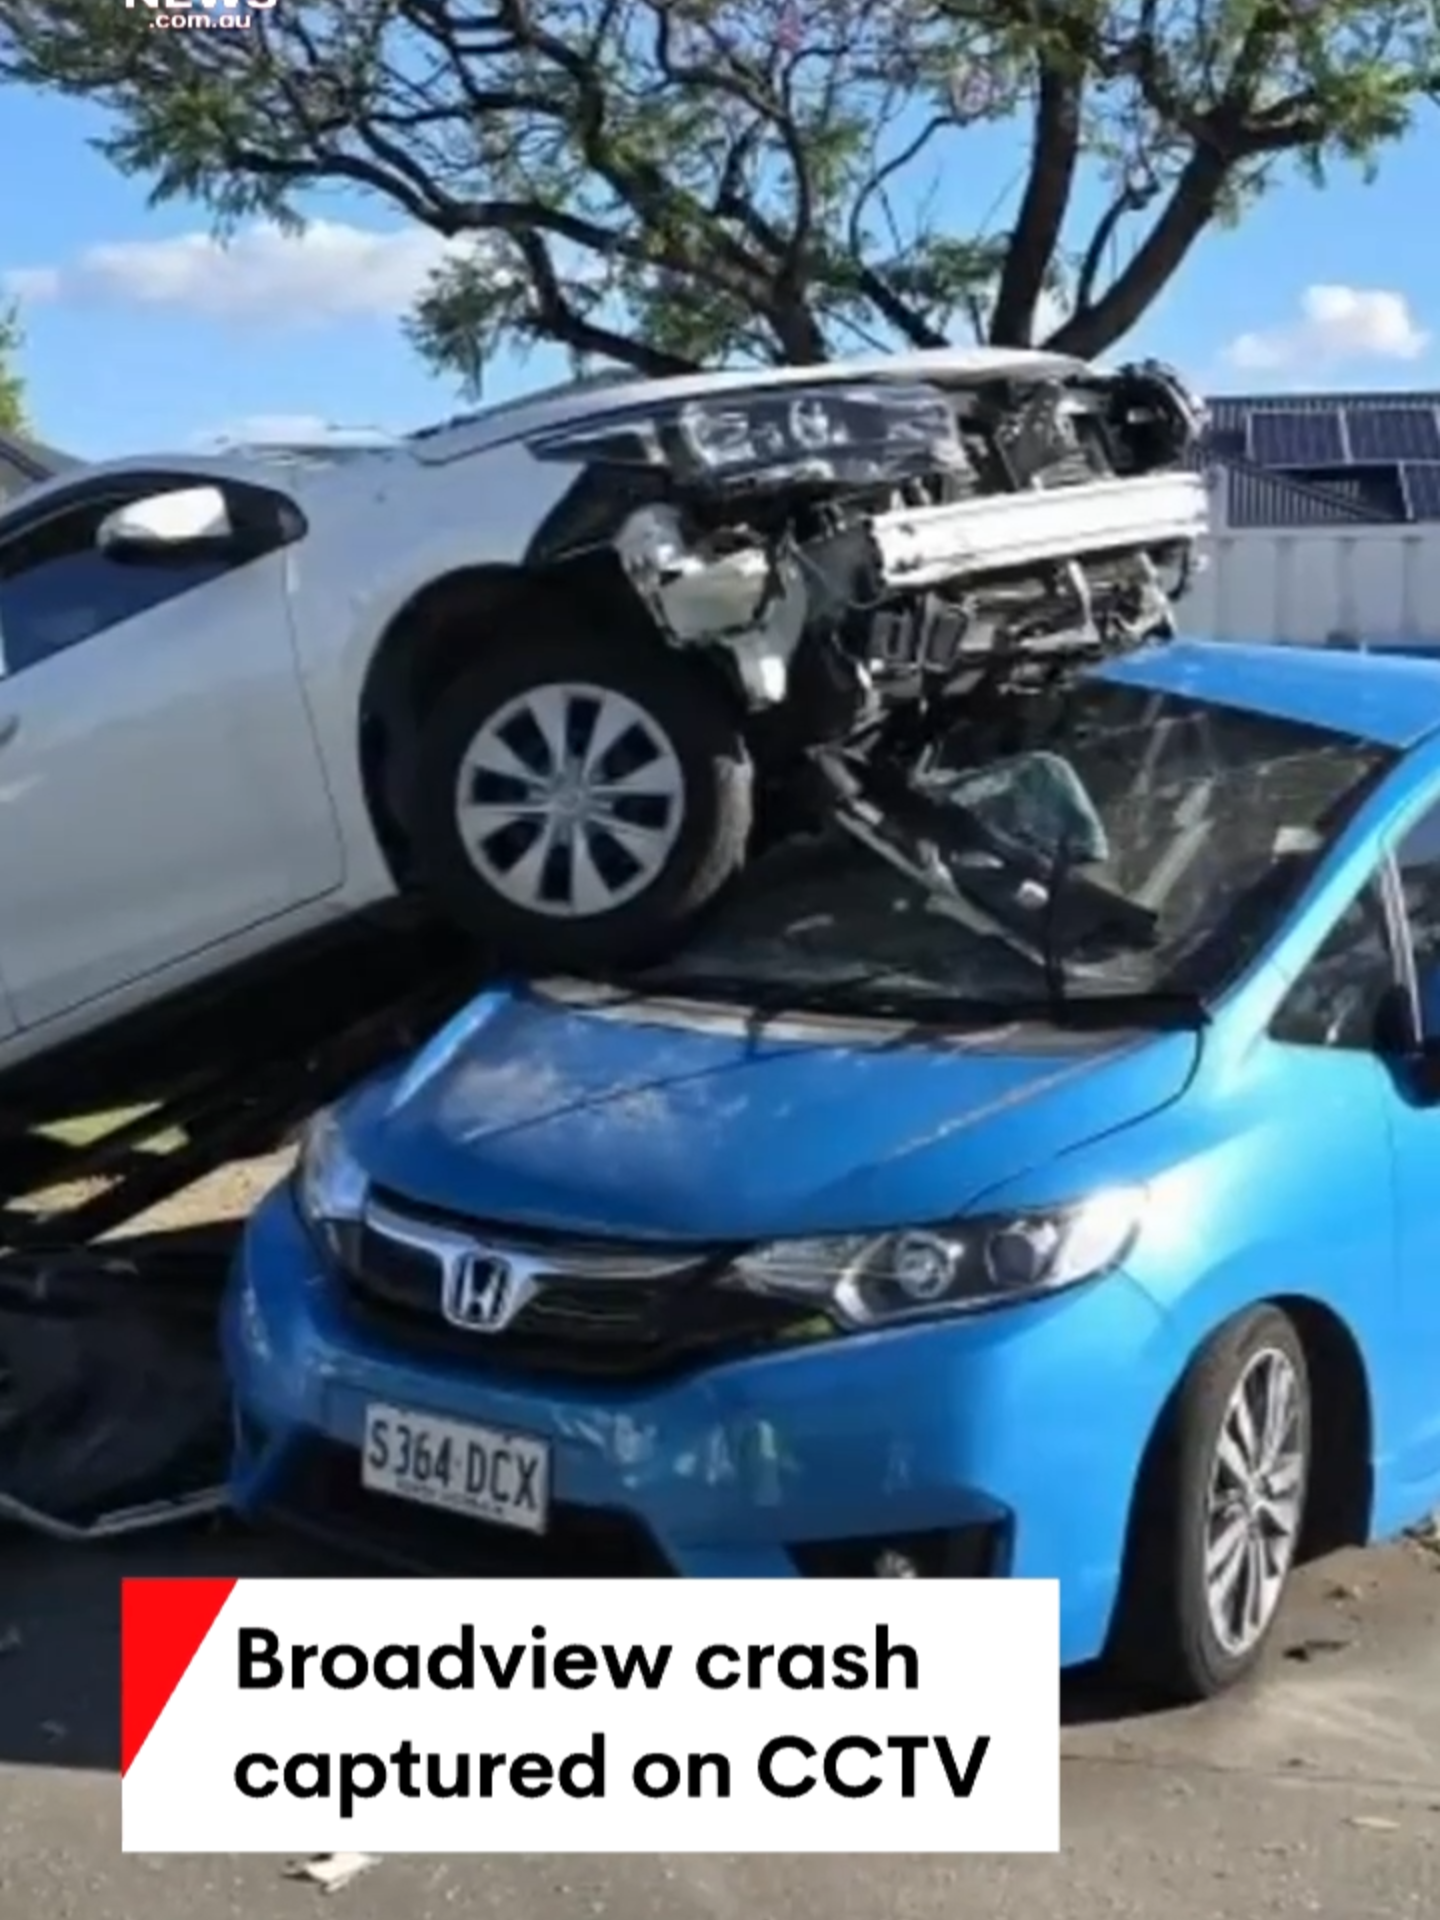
[625,969,1207,1031]
[633,966,959,1020]
[992,990,1209,1031]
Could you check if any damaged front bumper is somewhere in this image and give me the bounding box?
[868,471,1207,590]
[617,470,1208,711]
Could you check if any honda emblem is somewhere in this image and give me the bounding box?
[442,1252,520,1333]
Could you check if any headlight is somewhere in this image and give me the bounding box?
[675,393,855,473]
[723,1187,1145,1330]
[294,1107,368,1255]
[528,382,966,487]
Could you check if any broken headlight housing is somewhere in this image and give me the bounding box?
[528,381,969,489]
[294,1106,368,1256]
[722,1187,1145,1330]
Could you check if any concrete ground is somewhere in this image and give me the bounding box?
[2,1155,1437,1916]
[0,1526,1436,1918]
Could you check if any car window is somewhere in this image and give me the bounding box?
[1270,876,1398,1051]
[0,492,233,676]
[1396,797,1440,977]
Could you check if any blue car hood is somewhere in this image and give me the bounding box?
[346,986,1200,1240]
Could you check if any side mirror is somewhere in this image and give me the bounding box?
[96,485,233,557]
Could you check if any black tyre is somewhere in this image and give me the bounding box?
[409,622,754,971]
[1109,1305,1311,1701]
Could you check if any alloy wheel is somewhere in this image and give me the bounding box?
[453,682,687,919]
[1201,1345,1307,1657]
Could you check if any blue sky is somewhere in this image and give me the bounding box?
[2,79,1437,460]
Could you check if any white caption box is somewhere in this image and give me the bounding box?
[122,1576,1059,1853]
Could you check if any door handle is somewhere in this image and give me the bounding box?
[0,714,17,750]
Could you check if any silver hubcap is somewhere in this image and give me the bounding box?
[1203,1346,1307,1657]
[454,682,685,919]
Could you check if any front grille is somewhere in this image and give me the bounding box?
[337,1193,830,1381]
[265,1437,671,1576]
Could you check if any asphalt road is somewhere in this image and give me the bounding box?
[0,1526,1437,1919]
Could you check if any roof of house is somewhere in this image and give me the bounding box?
[1201,390,1440,531]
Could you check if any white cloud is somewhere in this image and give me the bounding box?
[1225,284,1430,374]
[3,220,465,326]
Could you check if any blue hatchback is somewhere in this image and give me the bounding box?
[224,639,1440,1701]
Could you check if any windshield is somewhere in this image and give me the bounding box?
[629,681,1392,1025]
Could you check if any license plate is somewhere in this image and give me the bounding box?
[361,1403,550,1535]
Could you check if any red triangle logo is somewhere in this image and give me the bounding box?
[121,1577,237,1776]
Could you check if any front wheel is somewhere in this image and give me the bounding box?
[408,625,755,971]
[1109,1305,1311,1701]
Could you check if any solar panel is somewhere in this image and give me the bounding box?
[1346,406,1440,462]
[1247,409,1344,465]
[1403,463,1440,519]
[1247,408,1345,467]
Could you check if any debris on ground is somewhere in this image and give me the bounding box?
[285,1854,382,1893]
[1282,1636,1350,1663]
[1346,1815,1401,1834]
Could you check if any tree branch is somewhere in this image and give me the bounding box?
[1071,175,1159,316]
[648,3,824,356]
[846,111,950,277]
[988,55,1082,345]
[853,266,952,348]
[508,227,697,374]
[1044,144,1226,357]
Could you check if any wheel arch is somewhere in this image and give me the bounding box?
[355,551,645,873]
[1103,1289,1375,1695]
[1269,1292,1374,1559]
[1122,1291,1374,1585]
